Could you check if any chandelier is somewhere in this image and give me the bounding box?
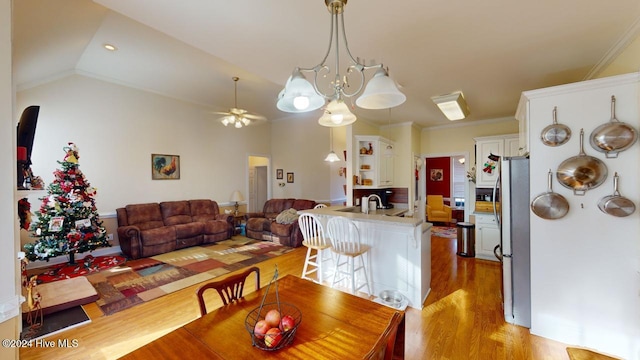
[277,0,406,126]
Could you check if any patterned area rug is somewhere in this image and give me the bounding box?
[431,226,457,239]
[85,237,292,316]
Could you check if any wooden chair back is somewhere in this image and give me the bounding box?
[364,311,404,360]
[298,213,329,248]
[326,216,364,256]
[196,266,260,316]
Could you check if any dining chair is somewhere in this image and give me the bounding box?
[314,203,327,209]
[326,216,371,295]
[364,311,404,360]
[298,213,333,284]
[196,266,260,316]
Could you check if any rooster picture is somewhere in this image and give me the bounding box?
[153,155,180,179]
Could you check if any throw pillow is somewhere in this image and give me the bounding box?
[275,208,299,224]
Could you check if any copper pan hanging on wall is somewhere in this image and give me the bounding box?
[556,129,607,196]
[589,95,638,158]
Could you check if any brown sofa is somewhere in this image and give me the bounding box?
[245,198,316,248]
[116,199,233,259]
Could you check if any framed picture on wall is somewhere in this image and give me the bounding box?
[151,154,180,180]
[430,169,443,181]
[276,169,284,179]
[287,172,294,183]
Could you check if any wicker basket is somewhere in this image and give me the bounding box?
[245,302,302,351]
[244,266,302,351]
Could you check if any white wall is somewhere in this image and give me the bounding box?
[270,115,346,203]
[1,0,19,357]
[17,74,272,212]
[522,73,640,359]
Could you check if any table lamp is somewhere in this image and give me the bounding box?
[230,190,244,216]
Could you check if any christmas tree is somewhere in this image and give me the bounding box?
[24,143,110,263]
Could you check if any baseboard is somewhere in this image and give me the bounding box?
[26,246,123,270]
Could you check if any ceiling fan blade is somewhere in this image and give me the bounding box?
[242,113,267,121]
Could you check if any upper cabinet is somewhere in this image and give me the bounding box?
[354,135,394,188]
[474,134,519,188]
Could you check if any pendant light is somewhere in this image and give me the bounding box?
[278,0,405,119]
[324,127,340,162]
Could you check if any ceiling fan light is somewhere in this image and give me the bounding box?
[324,151,341,162]
[221,118,229,126]
[356,68,406,109]
[431,91,470,121]
[277,70,325,113]
[234,120,242,128]
[241,117,250,126]
[318,99,357,127]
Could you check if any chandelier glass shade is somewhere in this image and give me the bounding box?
[277,0,405,122]
[318,99,357,127]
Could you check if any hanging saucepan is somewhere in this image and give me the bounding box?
[589,95,638,158]
[531,170,569,220]
[540,106,571,146]
[556,129,607,196]
[598,172,636,217]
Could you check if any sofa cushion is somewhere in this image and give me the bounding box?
[276,208,299,224]
[202,220,228,235]
[247,217,270,232]
[160,201,192,226]
[189,199,221,222]
[125,203,164,230]
[140,226,176,245]
[175,222,204,239]
[292,199,317,211]
[263,198,295,219]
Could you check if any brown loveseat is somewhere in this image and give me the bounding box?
[245,198,316,248]
[116,199,233,259]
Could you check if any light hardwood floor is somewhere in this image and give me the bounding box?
[20,234,570,360]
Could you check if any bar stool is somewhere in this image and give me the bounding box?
[298,213,333,284]
[326,216,371,295]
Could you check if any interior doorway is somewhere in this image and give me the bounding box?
[423,152,470,223]
[247,155,271,213]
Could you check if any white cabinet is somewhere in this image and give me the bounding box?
[475,213,499,261]
[354,136,394,188]
[474,134,518,188]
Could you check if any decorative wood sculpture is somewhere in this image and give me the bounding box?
[26,275,43,329]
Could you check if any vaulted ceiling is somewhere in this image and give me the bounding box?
[12,0,640,128]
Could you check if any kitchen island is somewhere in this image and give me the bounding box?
[301,205,431,309]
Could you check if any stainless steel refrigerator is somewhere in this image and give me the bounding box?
[493,156,531,328]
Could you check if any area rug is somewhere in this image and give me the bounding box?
[86,237,292,316]
[431,226,457,239]
[20,306,90,341]
[36,255,127,283]
[567,347,620,360]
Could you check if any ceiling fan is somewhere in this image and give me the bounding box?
[214,77,266,128]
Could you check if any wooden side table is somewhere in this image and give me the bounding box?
[451,207,465,223]
[232,213,245,235]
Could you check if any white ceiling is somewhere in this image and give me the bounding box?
[12,0,640,128]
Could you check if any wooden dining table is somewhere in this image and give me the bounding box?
[120,275,405,359]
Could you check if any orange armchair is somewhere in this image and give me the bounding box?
[426,195,452,223]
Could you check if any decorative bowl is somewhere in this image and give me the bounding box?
[245,302,302,351]
[379,290,404,308]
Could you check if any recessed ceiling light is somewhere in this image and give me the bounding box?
[103,44,117,51]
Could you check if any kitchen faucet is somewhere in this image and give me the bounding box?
[363,194,383,214]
